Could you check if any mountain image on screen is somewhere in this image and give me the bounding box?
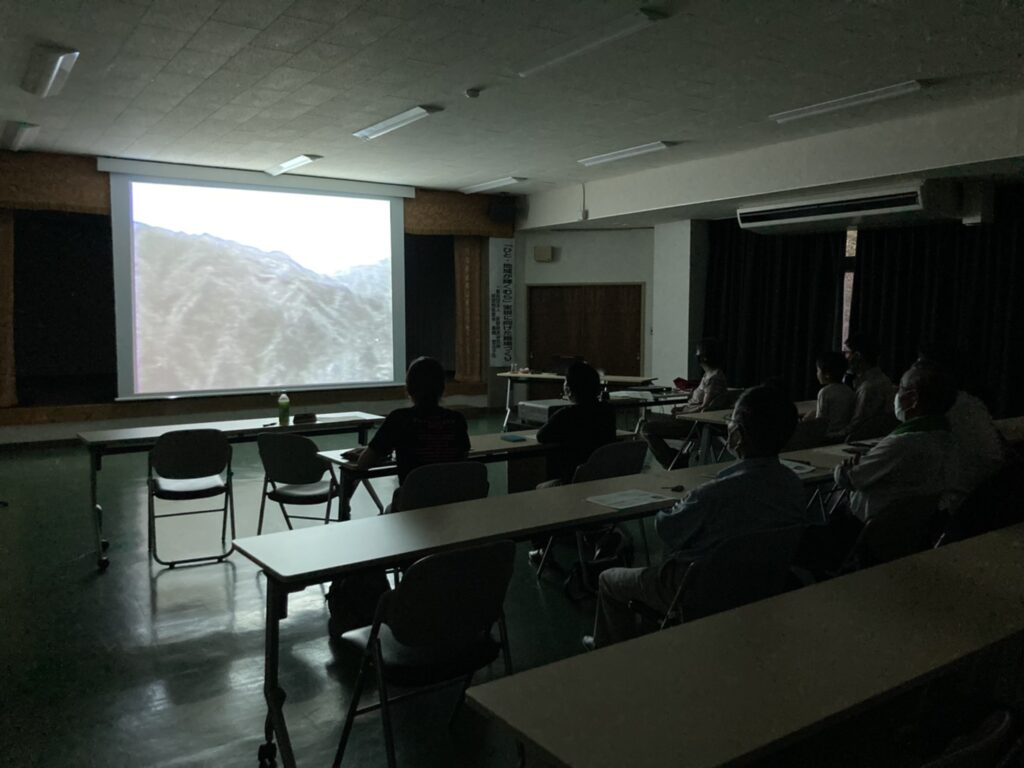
[134,223,393,393]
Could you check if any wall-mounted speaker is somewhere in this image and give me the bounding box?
[533,245,555,262]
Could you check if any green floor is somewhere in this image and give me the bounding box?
[0,415,653,768]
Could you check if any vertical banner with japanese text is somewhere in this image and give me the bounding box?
[488,238,515,367]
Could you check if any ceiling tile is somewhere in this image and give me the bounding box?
[187,19,260,55]
[251,14,325,53]
[140,0,219,33]
[212,0,293,30]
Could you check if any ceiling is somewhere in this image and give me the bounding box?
[1,0,1023,195]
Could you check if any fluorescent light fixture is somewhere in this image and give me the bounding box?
[22,46,79,98]
[577,141,669,167]
[459,176,526,194]
[518,8,665,78]
[263,154,322,176]
[1,121,40,151]
[353,106,438,140]
[770,80,923,124]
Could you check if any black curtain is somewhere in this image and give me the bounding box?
[703,220,846,399]
[851,186,1024,417]
[404,234,456,372]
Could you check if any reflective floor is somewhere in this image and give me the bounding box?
[0,416,646,768]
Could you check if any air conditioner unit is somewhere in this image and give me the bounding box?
[736,181,960,233]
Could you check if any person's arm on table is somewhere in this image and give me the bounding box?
[833,436,898,491]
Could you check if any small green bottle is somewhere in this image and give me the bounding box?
[277,392,290,426]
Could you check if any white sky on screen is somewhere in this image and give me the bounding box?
[131,181,391,274]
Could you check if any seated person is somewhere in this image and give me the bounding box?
[843,333,896,439]
[834,363,959,523]
[643,337,728,469]
[348,356,470,509]
[804,351,855,440]
[588,385,810,648]
[536,361,617,485]
[915,345,1005,506]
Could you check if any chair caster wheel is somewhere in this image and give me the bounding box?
[97,557,110,572]
[101,539,110,552]
[258,741,277,766]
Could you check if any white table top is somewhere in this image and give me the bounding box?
[678,400,816,426]
[468,523,1024,768]
[235,450,835,586]
[78,411,383,447]
[234,469,688,585]
[498,371,656,385]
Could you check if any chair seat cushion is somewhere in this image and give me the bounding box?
[153,475,227,500]
[267,480,336,504]
[341,625,500,688]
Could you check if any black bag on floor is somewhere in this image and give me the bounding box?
[326,568,390,639]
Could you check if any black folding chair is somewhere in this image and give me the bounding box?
[147,429,235,568]
[390,461,489,514]
[332,540,516,768]
[838,495,940,573]
[256,432,340,534]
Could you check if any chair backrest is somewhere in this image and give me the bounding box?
[942,459,1024,545]
[846,495,940,570]
[681,525,805,621]
[704,387,742,412]
[393,461,489,513]
[381,540,516,647]
[150,429,230,479]
[572,440,648,484]
[784,417,829,451]
[257,432,327,485]
[923,709,1015,768]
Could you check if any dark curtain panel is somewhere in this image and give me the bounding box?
[703,221,846,399]
[851,186,1024,417]
[404,234,456,372]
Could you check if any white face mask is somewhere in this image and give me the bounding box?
[893,392,907,423]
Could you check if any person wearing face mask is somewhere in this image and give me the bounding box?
[833,363,959,523]
[641,337,728,469]
[585,385,810,649]
[842,333,897,440]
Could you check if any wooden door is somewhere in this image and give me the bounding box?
[527,284,643,377]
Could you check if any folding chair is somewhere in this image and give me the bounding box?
[332,540,516,768]
[535,440,650,585]
[147,429,235,568]
[389,461,489,514]
[631,525,806,628]
[256,433,340,534]
[838,495,940,573]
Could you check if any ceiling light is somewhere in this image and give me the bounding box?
[770,80,923,124]
[518,8,666,78]
[353,106,438,140]
[459,177,526,195]
[22,46,79,97]
[1,121,40,151]
[577,141,669,167]
[263,154,322,176]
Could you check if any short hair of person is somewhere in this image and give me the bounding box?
[697,337,723,368]
[844,333,880,366]
[732,385,798,455]
[565,361,601,402]
[405,356,446,405]
[816,351,848,382]
[904,363,957,415]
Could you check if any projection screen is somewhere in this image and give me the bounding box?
[102,160,409,399]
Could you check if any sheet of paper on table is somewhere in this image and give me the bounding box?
[586,490,679,510]
[780,459,817,475]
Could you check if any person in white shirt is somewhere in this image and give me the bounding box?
[843,334,896,440]
[834,364,959,522]
[914,346,1005,506]
[642,338,728,469]
[804,351,855,441]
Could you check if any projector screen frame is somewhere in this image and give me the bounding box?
[105,160,410,401]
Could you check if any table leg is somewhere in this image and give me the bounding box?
[260,577,295,768]
[90,449,110,572]
[502,378,514,431]
[328,465,352,522]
